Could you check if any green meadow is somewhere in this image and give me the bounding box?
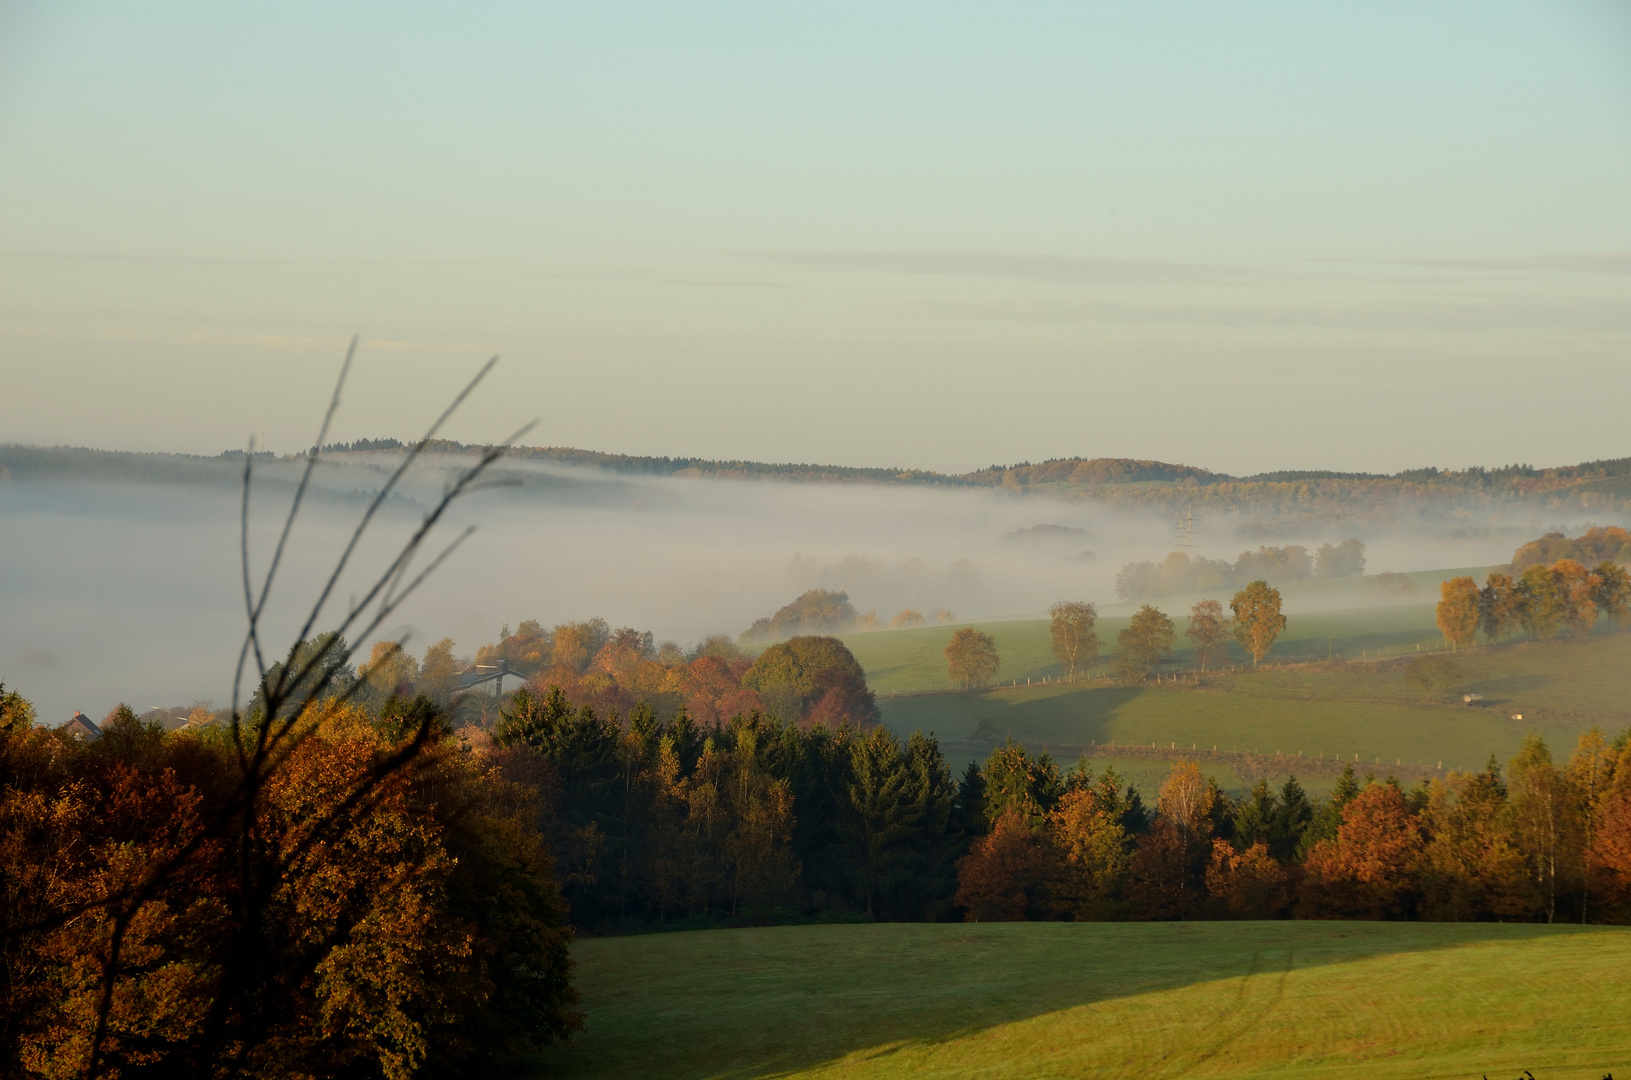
[838,570,1631,786]
[544,922,1631,1080]
[842,566,1499,693]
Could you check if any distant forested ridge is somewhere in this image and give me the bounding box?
[8,441,1631,518]
[0,444,270,485]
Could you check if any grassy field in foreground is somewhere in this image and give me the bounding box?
[542,922,1631,1080]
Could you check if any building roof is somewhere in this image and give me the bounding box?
[62,712,102,741]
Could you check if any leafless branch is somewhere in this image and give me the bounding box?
[53,340,537,1079]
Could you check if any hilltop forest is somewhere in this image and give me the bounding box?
[9,442,1631,524]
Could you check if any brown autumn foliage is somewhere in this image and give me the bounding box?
[954,810,1048,921]
[0,702,579,1080]
[464,620,886,730]
[944,628,1001,690]
[1205,840,1290,919]
[1591,783,1631,910]
[1479,571,1524,642]
[1436,576,1481,650]
[1126,762,1216,919]
[1468,559,1631,645]
[1229,581,1285,666]
[1127,818,1202,920]
[949,738,1631,927]
[1043,788,1130,919]
[1299,783,1424,919]
[1510,526,1631,571]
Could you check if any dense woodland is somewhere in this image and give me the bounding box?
[0,688,579,1080]
[958,732,1631,925]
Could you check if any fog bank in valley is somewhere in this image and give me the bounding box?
[0,450,1597,725]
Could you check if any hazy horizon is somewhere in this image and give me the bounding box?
[3,3,1630,475]
[5,1,1631,718]
[0,443,1581,724]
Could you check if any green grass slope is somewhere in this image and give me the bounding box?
[843,604,1631,784]
[543,922,1631,1080]
[875,642,1631,782]
[843,592,1485,695]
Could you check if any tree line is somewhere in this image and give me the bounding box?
[943,583,1288,689]
[473,681,1631,928]
[1509,526,1631,572]
[957,731,1631,925]
[350,615,879,730]
[16,444,1631,522]
[1436,559,1631,649]
[1116,540,1364,602]
[453,674,1631,928]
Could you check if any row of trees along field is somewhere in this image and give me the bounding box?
[943,583,1288,688]
[1116,539,1364,602]
[959,731,1631,924]
[1435,558,1631,649]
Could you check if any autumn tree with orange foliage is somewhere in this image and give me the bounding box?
[1552,559,1601,636]
[1567,729,1619,923]
[954,810,1048,921]
[1510,525,1631,571]
[1045,787,1131,918]
[1205,840,1289,919]
[945,627,1001,690]
[1299,782,1424,919]
[0,347,592,1079]
[1594,561,1631,629]
[1517,563,1573,640]
[0,700,580,1079]
[1479,571,1523,642]
[1230,580,1285,667]
[1128,763,1216,919]
[1436,576,1481,651]
[1589,743,1631,916]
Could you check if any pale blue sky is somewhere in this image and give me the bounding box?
[2,1,1629,473]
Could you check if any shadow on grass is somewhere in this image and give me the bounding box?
[879,684,1145,747]
[538,921,1609,1080]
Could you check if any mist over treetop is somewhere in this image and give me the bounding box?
[10,441,1631,521]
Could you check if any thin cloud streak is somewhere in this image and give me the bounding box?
[760,248,1631,287]
[930,296,1631,334]
[1341,253,1631,277]
[754,248,1277,286]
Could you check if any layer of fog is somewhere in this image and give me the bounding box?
[0,451,1595,725]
